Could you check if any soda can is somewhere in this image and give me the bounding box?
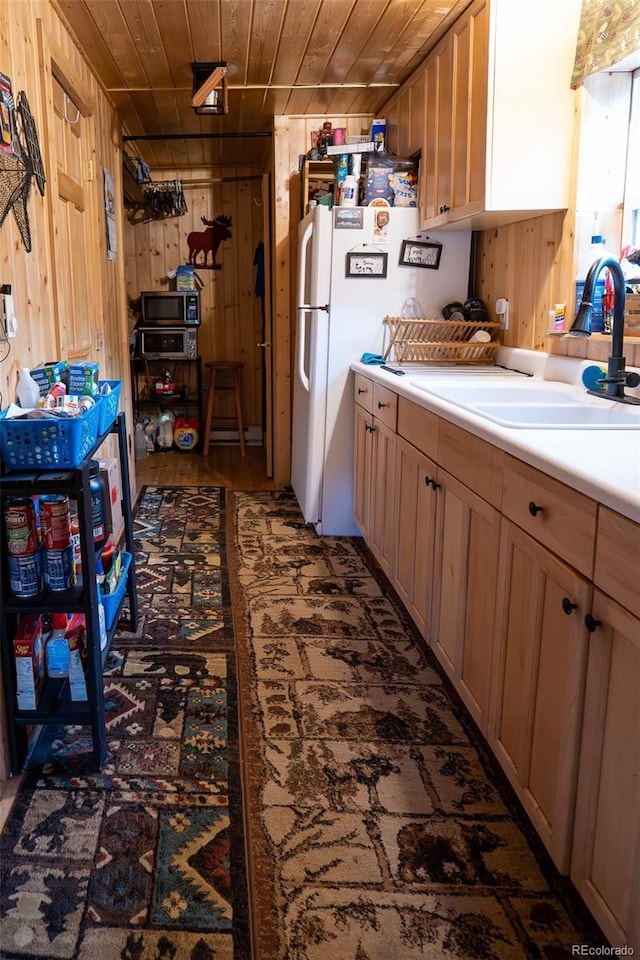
[8,549,43,598]
[43,544,75,591]
[5,498,39,556]
[40,495,72,549]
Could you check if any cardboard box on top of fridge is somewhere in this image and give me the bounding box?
[14,614,45,710]
[98,457,124,543]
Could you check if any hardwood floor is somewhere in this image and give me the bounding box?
[133,443,280,493]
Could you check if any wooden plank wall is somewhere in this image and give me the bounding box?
[0,0,131,781]
[123,168,265,431]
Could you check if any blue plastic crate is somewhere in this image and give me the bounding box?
[96,380,123,435]
[0,399,101,469]
[101,551,132,630]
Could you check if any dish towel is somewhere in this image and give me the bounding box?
[361,353,385,365]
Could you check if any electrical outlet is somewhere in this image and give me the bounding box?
[496,297,509,331]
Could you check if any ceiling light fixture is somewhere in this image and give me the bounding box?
[191,61,229,116]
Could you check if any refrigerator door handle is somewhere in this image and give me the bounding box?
[299,303,329,312]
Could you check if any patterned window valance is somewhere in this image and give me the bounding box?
[571,0,640,87]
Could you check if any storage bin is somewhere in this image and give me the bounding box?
[0,400,101,469]
[96,380,123,434]
[101,551,132,630]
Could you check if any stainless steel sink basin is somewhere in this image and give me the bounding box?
[410,380,640,429]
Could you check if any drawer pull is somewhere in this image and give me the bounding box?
[528,501,544,517]
[562,597,578,615]
[585,614,602,633]
[358,387,367,395]
[378,401,390,409]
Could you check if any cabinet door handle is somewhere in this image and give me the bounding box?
[528,501,544,517]
[430,480,441,490]
[358,388,367,395]
[424,476,440,490]
[562,597,578,615]
[377,401,389,408]
[439,204,450,214]
[585,614,602,633]
[365,424,375,433]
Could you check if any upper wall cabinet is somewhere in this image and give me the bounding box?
[420,0,581,230]
[386,71,425,159]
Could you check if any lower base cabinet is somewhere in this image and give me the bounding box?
[430,468,501,735]
[489,520,591,873]
[571,590,640,950]
[393,435,438,636]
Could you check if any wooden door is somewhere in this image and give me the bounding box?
[369,418,397,577]
[43,56,98,361]
[450,0,489,219]
[489,520,592,872]
[430,468,500,734]
[353,403,373,540]
[393,436,438,637]
[261,173,273,476]
[421,34,453,227]
[571,591,640,950]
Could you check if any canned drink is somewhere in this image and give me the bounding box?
[43,544,75,591]
[40,495,72,549]
[8,550,43,597]
[5,498,39,556]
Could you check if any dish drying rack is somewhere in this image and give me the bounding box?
[383,316,501,363]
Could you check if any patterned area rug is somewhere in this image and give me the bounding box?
[0,486,249,960]
[227,490,604,960]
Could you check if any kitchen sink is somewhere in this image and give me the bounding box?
[409,379,640,429]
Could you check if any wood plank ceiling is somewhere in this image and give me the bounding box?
[56,0,470,171]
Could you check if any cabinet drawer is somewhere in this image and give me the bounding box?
[501,456,597,577]
[372,383,398,430]
[595,507,640,618]
[438,420,503,508]
[354,373,374,413]
[397,397,439,460]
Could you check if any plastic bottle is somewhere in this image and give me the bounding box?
[45,613,70,677]
[134,422,147,460]
[16,368,40,408]
[95,555,107,650]
[340,175,358,207]
[88,460,108,551]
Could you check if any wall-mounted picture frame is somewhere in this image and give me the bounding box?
[345,250,388,278]
[399,239,442,269]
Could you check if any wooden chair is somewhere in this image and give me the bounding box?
[202,360,245,457]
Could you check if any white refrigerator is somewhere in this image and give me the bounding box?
[291,204,471,536]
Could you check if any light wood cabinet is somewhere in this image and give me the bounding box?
[353,400,374,541]
[430,468,501,734]
[393,435,438,636]
[490,519,592,872]
[571,594,640,950]
[386,71,425,159]
[353,378,397,576]
[422,32,453,226]
[420,0,579,230]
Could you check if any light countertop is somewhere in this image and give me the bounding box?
[351,348,640,524]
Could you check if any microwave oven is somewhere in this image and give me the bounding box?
[140,290,200,326]
[137,326,198,359]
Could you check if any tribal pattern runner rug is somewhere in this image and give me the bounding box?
[0,486,250,960]
[227,490,603,960]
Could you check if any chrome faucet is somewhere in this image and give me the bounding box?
[568,255,640,404]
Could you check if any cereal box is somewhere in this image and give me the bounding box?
[14,614,45,710]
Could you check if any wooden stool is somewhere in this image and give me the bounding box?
[203,361,246,457]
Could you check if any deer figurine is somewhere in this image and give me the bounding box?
[186,214,232,269]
